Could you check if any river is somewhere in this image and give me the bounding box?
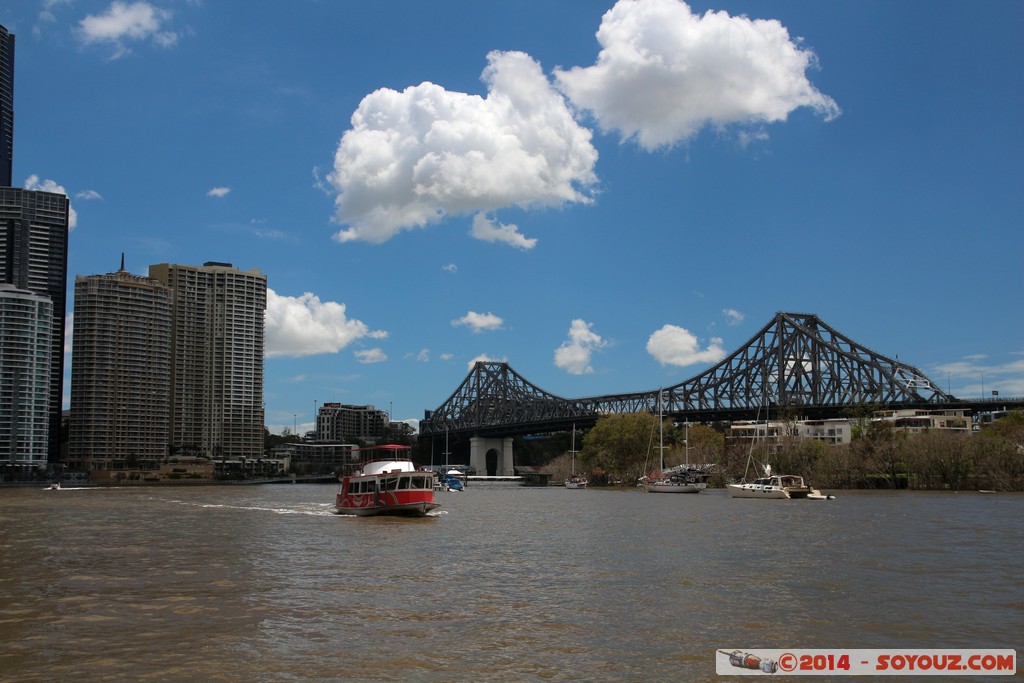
[0,484,1020,681]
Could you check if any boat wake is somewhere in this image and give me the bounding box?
[164,499,337,517]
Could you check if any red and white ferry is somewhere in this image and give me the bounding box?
[335,445,439,517]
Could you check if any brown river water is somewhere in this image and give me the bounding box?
[0,484,1020,682]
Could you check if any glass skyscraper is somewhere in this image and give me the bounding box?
[0,187,69,462]
[1,25,14,187]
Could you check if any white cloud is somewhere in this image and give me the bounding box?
[64,312,74,355]
[452,311,504,333]
[75,189,103,200]
[723,308,745,325]
[646,324,726,367]
[78,1,178,57]
[935,356,1024,397]
[442,263,458,273]
[354,348,387,364]
[24,175,77,229]
[554,319,607,375]
[470,213,538,250]
[207,186,231,198]
[328,50,598,243]
[467,353,507,371]
[554,0,840,150]
[264,289,387,358]
[416,349,430,362]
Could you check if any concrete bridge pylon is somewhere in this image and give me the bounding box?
[469,436,514,476]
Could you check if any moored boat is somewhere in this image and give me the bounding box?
[335,446,439,517]
[645,465,709,494]
[643,390,707,494]
[565,424,588,489]
[443,470,465,491]
[728,472,833,500]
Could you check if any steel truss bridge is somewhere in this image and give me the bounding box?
[419,312,1019,439]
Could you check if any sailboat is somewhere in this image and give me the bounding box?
[643,390,708,494]
[727,400,831,500]
[441,430,464,492]
[565,423,588,489]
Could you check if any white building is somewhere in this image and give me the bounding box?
[0,283,52,473]
[871,408,971,433]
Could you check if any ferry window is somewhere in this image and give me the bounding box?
[387,477,399,491]
[399,476,410,490]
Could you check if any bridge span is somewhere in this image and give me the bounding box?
[417,312,1022,470]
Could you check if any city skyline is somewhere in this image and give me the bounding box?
[1,1,1021,435]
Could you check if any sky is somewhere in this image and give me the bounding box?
[3,0,1022,435]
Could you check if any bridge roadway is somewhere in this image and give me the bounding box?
[430,398,1024,440]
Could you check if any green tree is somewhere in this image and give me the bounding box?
[580,412,657,484]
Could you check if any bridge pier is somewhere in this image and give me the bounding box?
[469,437,514,476]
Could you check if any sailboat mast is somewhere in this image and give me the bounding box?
[658,389,664,471]
[570,423,576,476]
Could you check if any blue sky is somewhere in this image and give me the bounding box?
[3,0,1022,434]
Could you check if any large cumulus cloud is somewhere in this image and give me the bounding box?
[328,50,598,244]
[554,0,840,150]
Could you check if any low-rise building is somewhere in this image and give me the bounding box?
[871,408,971,433]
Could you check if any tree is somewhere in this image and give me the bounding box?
[580,412,657,484]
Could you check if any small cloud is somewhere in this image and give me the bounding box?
[467,353,507,371]
[723,308,745,325]
[24,175,77,229]
[354,348,387,364]
[442,263,458,274]
[416,349,430,362]
[439,353,454,361]
[207,186,231,198]
[470,213,537,250]
[452,311,504,333]
[78,1,179,58]
[75,189,103,201]
[646,324,726,367]
[554,319,607,375]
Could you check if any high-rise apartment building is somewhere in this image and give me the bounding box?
[149,262,266,460]
[0,24,13,187]
[68,265,171,472]
[0,283,51,475]
[0,187,69,462]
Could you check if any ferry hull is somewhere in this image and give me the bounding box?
[336,499,440,517]
[335,492,439,517]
